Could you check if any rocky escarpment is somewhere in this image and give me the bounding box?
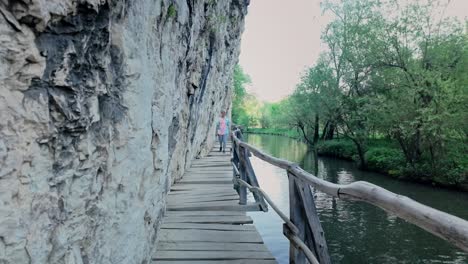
[0,0,247,263]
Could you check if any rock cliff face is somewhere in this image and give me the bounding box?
[0,0,247,263]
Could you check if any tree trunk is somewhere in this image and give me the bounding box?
[324,122,335,140]
[298,123,314,146]
[321,120,329,140]
[356,143,367,169]
[350,138,367,169]
[313,114,320,145]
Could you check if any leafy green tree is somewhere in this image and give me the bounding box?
[232,65,251,127]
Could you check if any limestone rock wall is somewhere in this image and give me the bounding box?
[0,0,247,263]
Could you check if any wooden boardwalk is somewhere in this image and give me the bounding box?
[152,145,277,264]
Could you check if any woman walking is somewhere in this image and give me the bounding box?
[216,110,230,153]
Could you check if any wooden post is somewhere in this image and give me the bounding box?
[234,129,268,211]
[232,135,240,194]
[235,130,248,205]
[288,171,331,264]
[288,173,306,264]
[295,177,331,264]
[241,148,268,212]
[238,145,248,205]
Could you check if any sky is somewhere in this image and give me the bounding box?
[239,0,468,102]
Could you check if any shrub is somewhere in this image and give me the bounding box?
[365,147,405,175]
[167,4,177,18]
[316,140,356,160]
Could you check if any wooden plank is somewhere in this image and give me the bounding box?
[182,173,232,177]
[163,216,253,224]
[167,203,261,212]
[168,192,239,199]
[164,211,244,217]
[180,175,232,180]
[178,179,233,184]
[182,172,232,177]
[167,200,239,207]
[191,162,231,165]
[169,190,236,195]
[169,193,239,199]
[181,172,232,176]
[170,185,233,191]
[188,167,232,171]
[153,143,277,264]
[169,189,237,196]
[153,260,277,264]
[157,229,263,243]
[154,251,275,260]
[191,164,232,168]
[169,192,238,198]
[161,223,256,231]
[156,241,269,251]
[168,193,239,200]
[167,196,239,204]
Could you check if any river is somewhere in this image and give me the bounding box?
[244,134,468,264]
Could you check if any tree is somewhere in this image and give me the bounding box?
[232,65,252,127]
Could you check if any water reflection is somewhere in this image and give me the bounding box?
[246,134,468,264]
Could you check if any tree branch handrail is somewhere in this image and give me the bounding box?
[231,129,468,253]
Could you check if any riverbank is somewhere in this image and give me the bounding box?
[245,127,302,140]
[245,128,468,191]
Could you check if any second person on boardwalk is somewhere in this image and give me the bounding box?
[216,110,230,153]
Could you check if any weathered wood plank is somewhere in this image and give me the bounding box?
[167,194,239,202]
[169,189,237,196]
[168,200,239,207]
[191,164,232,168]
[167,203,261,212]
[161,223,256,231]
[163,216,253,224]
[153,260,277,264]
[164,210,244,217]
[156,241,268,251]
[167,196,239,204]
[168,193,239,200]
[157,229,263,243]
[154,250,275,260]
[182,172,232,175]
[153,144,277,264]
[170,185,233,191]
[180,175,232,180]
[178,179,233,184]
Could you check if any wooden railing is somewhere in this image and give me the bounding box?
[230,128,468,264]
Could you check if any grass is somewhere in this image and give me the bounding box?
[245,127,302,140]
[167,4,177,18]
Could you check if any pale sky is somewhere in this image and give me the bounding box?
[239,0,468,102]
